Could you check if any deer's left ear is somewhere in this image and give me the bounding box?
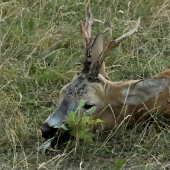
[121,78,170,105]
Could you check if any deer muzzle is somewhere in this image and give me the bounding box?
[40,100,77,138]
[40,108,68,138]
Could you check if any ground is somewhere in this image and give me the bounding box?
[1,0,170,169]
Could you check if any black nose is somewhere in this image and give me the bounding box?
[40,122,57,138]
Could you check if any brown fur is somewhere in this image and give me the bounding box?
[92,69,170,131]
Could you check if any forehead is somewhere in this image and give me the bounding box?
[61,74,88,95]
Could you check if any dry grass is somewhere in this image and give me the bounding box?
[1,0,170,169]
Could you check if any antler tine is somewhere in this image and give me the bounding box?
[84,4,93,40]
[113,17,140,47]
[81,4,94,74]
[90,17,140,77]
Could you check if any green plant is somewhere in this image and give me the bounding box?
[39,99,103,154]
[107,158,124,170]
[65,99,103,143]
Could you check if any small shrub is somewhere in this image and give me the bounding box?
[39,99,103,154]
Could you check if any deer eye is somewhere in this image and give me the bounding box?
[83,104,95,110]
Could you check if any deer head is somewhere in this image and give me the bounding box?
[40,5,140,138]
[40,6,170,139]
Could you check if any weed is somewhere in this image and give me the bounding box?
[39,99,103,154]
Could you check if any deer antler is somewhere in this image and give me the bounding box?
[90,17,140,77]
[81,4,94,74]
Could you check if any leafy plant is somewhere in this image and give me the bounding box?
[107,158,124,170]
[65,99,103,143]
[39,99,103,154]
[39,137,55,155]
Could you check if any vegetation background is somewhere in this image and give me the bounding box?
[1,0,170,169]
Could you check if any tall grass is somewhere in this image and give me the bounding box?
[1,0,170,169]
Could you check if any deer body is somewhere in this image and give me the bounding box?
[40,6,170,138]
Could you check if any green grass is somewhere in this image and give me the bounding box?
[1,0,170,169]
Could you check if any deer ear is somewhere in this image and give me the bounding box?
[91,33,108,79]
[121,78,170,105]
[92,33,104,57]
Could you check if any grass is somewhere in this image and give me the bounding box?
[1,0,170,169]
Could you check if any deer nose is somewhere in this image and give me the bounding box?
[40,122,57,138]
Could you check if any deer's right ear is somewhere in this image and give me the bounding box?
[91,33,108,78]
[121,77,170,105]
[91,33,104,57]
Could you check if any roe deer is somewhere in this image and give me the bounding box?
[40,6,170,138]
